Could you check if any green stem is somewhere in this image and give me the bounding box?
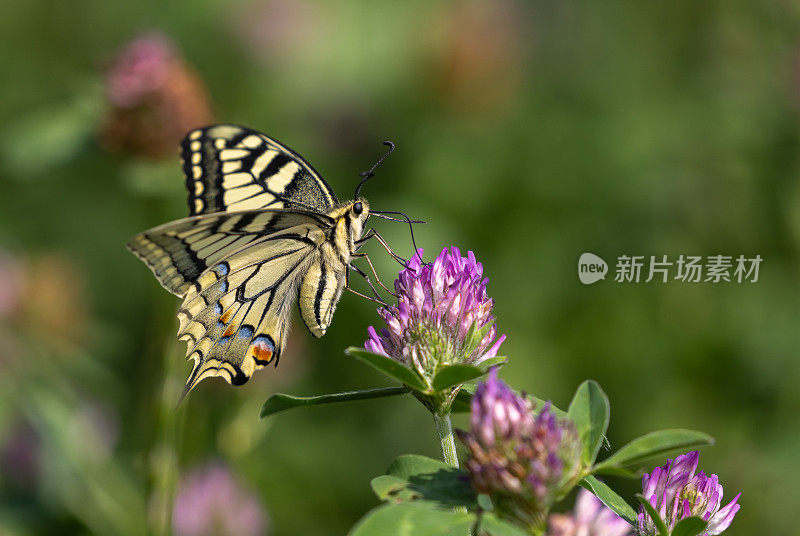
[433,412,459,468]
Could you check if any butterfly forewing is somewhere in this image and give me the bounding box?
[127,209,334,296]
[183,125,338,215]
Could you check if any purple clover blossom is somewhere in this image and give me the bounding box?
[639,451,740,536]
[365,247,505,384]
[456,370,582,531]
[547,489,633,536]
[173,463,268,536]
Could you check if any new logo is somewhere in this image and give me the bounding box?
[578,253,608,285]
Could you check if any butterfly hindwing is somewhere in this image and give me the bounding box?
[182,125,338,215]
[177,221,329,390]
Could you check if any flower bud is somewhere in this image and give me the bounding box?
[457,371,582,531]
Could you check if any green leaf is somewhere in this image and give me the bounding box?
[348,504,474,536]
[637,494,669,536]
[475,355,508,372]
[529,395,568,419]
[593,430,713,472]
[479,513,529,536]
[370,472,475,508]
[371,475,424,504]
[579,476,638,526]
[345,348,429,392]
[432,365,484,391]
[591,465,638,478]
[671,516,708,536]
[568,380,610,466]
[451,388,473,413]
[260,387,406,418]
[386,455,453,479]
[374,455,476,508]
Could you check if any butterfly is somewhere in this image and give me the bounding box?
[127,124,406,395]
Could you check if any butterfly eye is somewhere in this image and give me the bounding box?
[353,202,363,215]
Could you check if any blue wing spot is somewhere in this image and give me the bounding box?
[219,336,231,346]
[219,281,229,292]
[252,335,275,348]
[238,325,254,339]
[214,263,230,277]
[214,302,223,315]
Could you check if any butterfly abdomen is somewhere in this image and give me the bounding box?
[298,246,347,337]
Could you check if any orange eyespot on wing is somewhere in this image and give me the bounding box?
[249,336,275,366]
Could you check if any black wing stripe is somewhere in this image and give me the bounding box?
[314,262,327,326]
[146,232,205,282]
[260,152,292,182]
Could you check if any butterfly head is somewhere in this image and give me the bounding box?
[348,198,371,235]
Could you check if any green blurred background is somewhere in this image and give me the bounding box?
[1,1,798,534]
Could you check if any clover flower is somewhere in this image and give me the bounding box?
[101,32,212,159]
[546,489,632,536]
[365,247,505,381]
[173,462,268,536]
[639,451,740,536]
[457,370,582,531]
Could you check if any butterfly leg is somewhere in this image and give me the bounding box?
[346,263,389,306]
[355,229,410,267]
[351,251,397,297]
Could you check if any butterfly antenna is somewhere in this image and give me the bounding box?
[354,141,395,199]
[372,210,425,263]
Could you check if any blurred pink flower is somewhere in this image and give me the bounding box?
[173,462,268,536]
[106,33,177,108]
[101,32,213,159]
[0,418,41,488]
[547,489,633,536]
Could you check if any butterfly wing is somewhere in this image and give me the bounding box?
[130,211,335,391]
[178,221,331,391]
[130,124,356,393]
[182,124,338,215]
[126,209,334,297]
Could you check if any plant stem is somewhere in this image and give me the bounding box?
[433,412,459,468]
